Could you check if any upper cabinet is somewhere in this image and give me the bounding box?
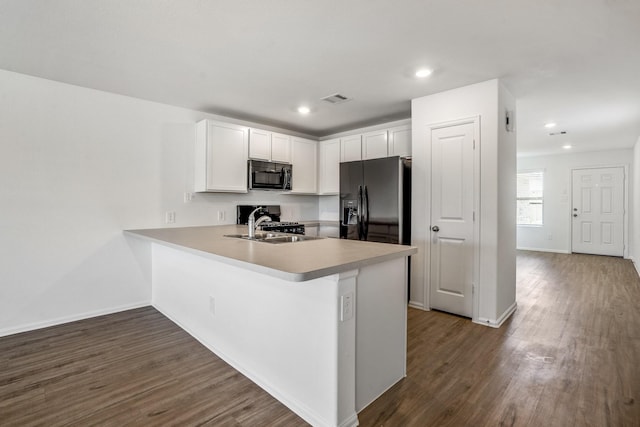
[339,122,411,163]
[388,125,411,158]
[318,138,340,195]
[291,137,318,194]
[271,132,292,163]
[249,129,291,163]
[195,120,248,193]
[362,129,388,160]
[341,134,362,162]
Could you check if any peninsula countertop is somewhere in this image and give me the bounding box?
[125,225,417,282]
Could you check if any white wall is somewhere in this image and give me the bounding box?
[411,79,516,326]
[630,138,640,274]
[0,69,319,336]
[517,149,633,255]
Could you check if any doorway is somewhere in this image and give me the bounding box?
[571,167,625,257]
[428,120,478,318]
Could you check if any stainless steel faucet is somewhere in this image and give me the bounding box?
[247,207,272,238]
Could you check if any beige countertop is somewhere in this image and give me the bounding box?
[125,225,416,282]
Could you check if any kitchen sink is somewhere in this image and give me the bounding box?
[260,235,323,244]
[224,232,280,240]
[224,233,324,244]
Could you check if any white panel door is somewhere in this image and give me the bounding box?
[571,167,624,256]
[429,122,475,317]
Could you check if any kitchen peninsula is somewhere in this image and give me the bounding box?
[126,225,416,427]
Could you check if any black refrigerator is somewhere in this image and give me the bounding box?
[340,156,411,245]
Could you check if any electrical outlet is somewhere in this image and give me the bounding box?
[548,234,553,240]
[340,292,354,322]
[165,211,176,224]
[217,211,225,222]
[184,192,195,203]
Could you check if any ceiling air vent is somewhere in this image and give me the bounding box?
[321,93,351,104]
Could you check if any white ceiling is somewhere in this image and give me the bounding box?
[1,0,639,156]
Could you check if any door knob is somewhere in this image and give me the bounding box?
[573,214,578,217]
[432,226,440,232]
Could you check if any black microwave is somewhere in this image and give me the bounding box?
[249,160,292,191]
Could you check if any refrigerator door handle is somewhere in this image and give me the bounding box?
[357,185,364,239]
[363,185,370,240]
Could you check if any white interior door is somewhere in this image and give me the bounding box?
[429,122,475,318]
[571,167,624,256]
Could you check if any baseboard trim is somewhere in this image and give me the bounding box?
[0,301,151,338]
[473,301,517,329]
[408,301,427,310]
[517,247,570,254]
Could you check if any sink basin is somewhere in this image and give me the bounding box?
[224,232,324,244]
[261,235,324,244]
[224,232,280,240]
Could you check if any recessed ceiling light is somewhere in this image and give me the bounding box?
[562,144,572,149]
[544,122,557,128]
[297,106,310,114]
[415,68,433,78]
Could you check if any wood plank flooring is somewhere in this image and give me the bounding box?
[1,251,639,426]
[359,251,640,426]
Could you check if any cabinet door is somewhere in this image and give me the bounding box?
[195,120,248,193]
[291,137,318,194]
[341,134,362,162]
[389,125,411,157]
[249,128,271,160]
[362,130,388,160]
[271,132,292,163]
[318,138,340,194]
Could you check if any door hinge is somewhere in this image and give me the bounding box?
[473,211,476,221]
[473,140,476,149]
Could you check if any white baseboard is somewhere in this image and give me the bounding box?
[408,301,427,310]
[517,247,570,254]
[0,300,151,338]
[473,301,517,329]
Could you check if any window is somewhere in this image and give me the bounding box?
[517,171,543,225]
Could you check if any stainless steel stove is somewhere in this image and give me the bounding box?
[258,221,305,235]
[236,205,305,235]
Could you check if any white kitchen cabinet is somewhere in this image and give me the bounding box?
[291,137,317,194]
[249,129,291,163]
[388,125,411,157]
[271,132,292,163]
[195,120,248,193]
[341,134,362,162]
[318,138,340,195]
[362,129,388,160]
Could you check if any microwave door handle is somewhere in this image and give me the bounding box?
[283,168,291,190]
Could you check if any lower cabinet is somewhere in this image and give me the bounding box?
[291,137,318,194]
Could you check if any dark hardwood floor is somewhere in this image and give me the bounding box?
[1,251,639,426]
